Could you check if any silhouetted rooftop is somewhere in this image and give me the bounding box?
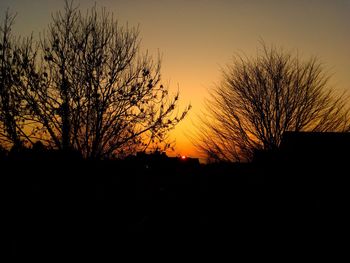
[281,131,350,149]
[280,131,350,163]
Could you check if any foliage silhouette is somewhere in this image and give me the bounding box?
[195,42,350,162]
[0,10,26,149]
[0,1,190,158]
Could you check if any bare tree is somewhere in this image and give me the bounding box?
[0,10,20,148]
[195,43,350,162]
[21,1,190,158]
[0,11,36,149]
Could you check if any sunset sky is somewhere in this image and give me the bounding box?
[1,0,349,158]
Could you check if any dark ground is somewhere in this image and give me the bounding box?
[3,155,348,258]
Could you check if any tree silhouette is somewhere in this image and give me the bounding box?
[0,11,38,150]
[1,1,190,158]
[195,43,350,162]
[0,11,23,149]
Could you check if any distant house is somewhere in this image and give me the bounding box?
[126,151,200,171]
[279,131,350,164]
[265,131,350,187]
[253,131,350,179]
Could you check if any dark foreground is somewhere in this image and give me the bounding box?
[4,155,348,258]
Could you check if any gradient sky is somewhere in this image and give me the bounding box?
[1,0,349,158]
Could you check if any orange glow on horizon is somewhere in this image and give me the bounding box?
[1,0,348,161]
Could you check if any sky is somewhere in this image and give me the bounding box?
[1,0,349,158]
